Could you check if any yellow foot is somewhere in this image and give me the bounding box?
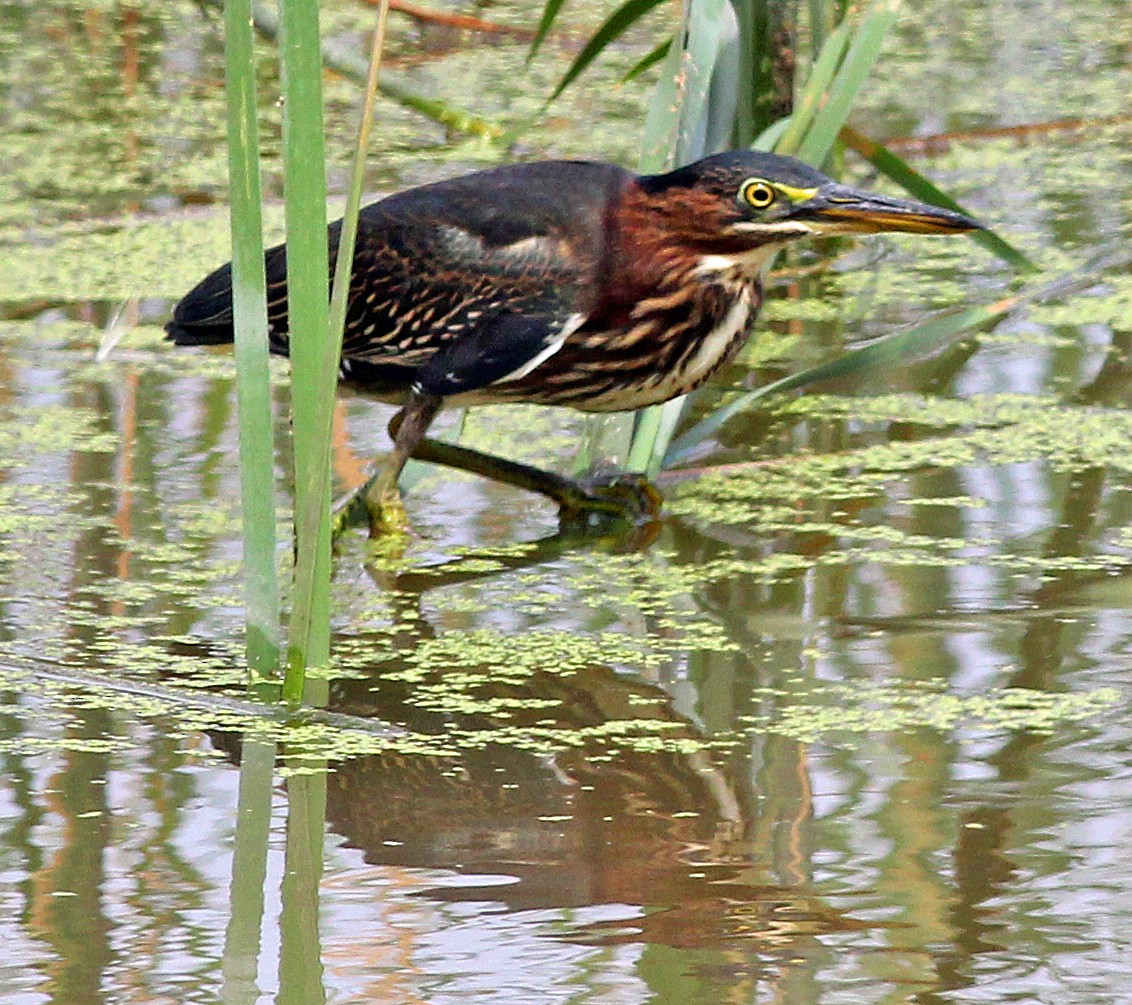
[364,487,411,538]
[557,473,664,525]
[330,485,413,545]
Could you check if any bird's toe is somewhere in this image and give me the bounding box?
[559,472,664,524]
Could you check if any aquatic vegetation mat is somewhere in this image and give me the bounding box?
[0,643,1117,768]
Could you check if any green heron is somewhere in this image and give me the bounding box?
[166,150,979,534]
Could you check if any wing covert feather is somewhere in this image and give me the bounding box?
[261,160,632,371]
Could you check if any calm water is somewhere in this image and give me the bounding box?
[2,2,1132,1003]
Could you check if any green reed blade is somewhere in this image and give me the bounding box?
[728,0,758,144]
[628,397,687,478]
[752,114,792,151]
[636,13,688,173]
[664,297,1019,466]
[639,0,730,171]
[224,0,281,681]
[795,0,901,168]
[549,0,670,103]
[527,0,567,64]
[840,125,1038,272]
[664,254,1118,467]
[622,37,672,83]
[280,0,332,703]
[773,17,851,156]
[702,0,741,154]
[286,2,393,706]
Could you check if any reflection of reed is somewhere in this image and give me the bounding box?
[223,738,275,1004]
[112,365,138,617]
[29,711,114,1001]
[279,769,329,1004]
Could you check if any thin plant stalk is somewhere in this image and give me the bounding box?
[279,0,332,701]
[771,18,851,155]
[224,0,282,681]
[329,2,392,373]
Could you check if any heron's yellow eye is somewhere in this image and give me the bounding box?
[740,179,776,209]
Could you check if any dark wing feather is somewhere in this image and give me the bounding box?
[164,259,240,345]
[166,160,631,395]
[414,307,581,397]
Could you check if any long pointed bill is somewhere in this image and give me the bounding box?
[792,183,983,235]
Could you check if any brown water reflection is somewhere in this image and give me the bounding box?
[319,664,865,945]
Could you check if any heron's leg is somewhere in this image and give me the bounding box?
[408,436,664,523]
[332,390,443,538]
[332,398,663,539]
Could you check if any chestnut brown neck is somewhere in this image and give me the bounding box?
[601,181,763,303]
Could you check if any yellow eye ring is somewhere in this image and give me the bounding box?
[740,179,776,209]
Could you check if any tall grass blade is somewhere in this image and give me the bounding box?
[664,297,1019,466]
[752,114,792,151]
[664,257,1116,467]
[730,0,758,143]
[280,0,332,702]
[795,0,901,167]
[636,15,689,175]
[840,125,1038,272]
[627,397,686,478]
[548,0,669,103]
[224,0,282,680]
[639,0,730,170]
[701,0,741,155]
[287,3,393,706]
[773,18,851,156]
[622,37,672,83]
[527,0,567,64]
